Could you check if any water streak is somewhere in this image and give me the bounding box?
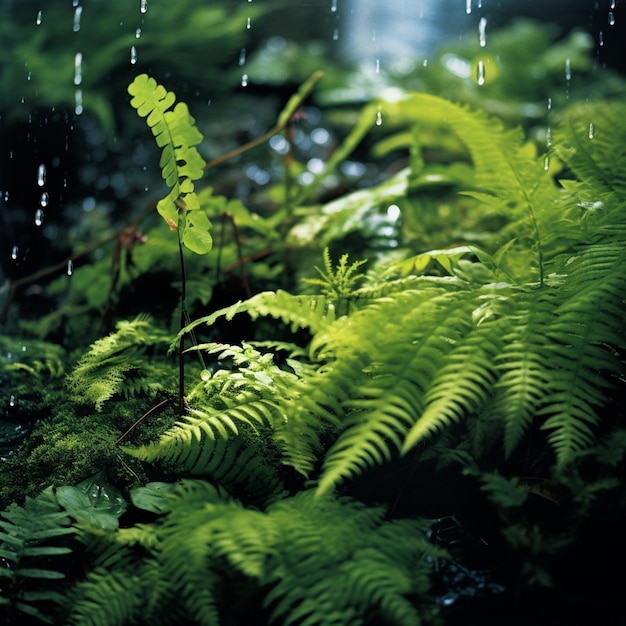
[73,6,82,32]
[478,17,487,47]
[476,60,485,85]
[34,209,44,226]
[37,163,46,186]
[140,0,148,14]
[74,52,83,85]
[36,10,42,25]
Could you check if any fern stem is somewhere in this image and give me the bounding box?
[178,235,187,414]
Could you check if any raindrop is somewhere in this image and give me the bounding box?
[547,97,552,110]
[588,122,594,139]
[331,0,338,12]
[200,369,211,382]
[40,191,49,207]
[466,0,472,14]
[375,58,380,73]
[67,259,74,276]
[332,28,339,41]
[246,17,251,29]
[74,52,83,86]
[375,110,383,126]
[34,209,44,226]
[478,17,487,47]
[37,163,46,186]
[36,10,42,25]
[140,0,148,14]
[476,60,486,85]
[599,31,604,46]
[130,46,138,64]
[73,6,83,32]
[543,155,550,171]
[241,73,249,87]
[11,246,18,260]
[387,204,401,220]
[608,12,615,26]
[75,89,83,115]
[27,72,32,81]
[9,395,16,408]
[565,58,571,81]
[546,127,552,147]
[610,0,616,9]
[135,27,142,38]
[239,48,247,66]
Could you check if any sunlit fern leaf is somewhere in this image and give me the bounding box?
[553,101,626,207]
[182,290,338,344]
[538,244,626,466]
[316,287,474,495]
[128,73,211,253]
[404,314,505,453]
[0,487,74,624]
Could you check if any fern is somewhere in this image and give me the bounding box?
[0,487,74,624]
[128,74,211,254]
[67,314,171,411]
[66,482,445,626]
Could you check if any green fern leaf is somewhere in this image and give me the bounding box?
[0,487,74,624]
[128,73,211,254]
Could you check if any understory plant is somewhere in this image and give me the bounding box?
[2,49,626,626]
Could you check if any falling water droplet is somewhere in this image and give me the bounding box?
[375,110,383,126]
[332,28,339,41]
[140,0,148,14]
[130,46,138,64]
[239,48,247,66]
[37,163,46,186]
[466,0,472,14]
[478,17,487,47]
[34,209,44,226]
[375,58,380,73]
[565,58,571,81]
[74,52,83,85]
[241,73,249,87]
[11,246,18,260]
[36,10,42,25]
[476,60,485,85]
[546,127,552,147]
[75,89,83,115]
[40,191,49,207]
[588,122,594,139]
[547,97,552,110]
[67,259,74,276]
[331,0,338,12]
[9,395,16,408]
[246,17,251,29]
[608,12,615,26]
[135,27,142,38]
[73,6,83,32]
[599,31,604,46]
[543,155,550,171]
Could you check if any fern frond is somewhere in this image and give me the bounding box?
[0,487,74,624]
[261,492,445,626]
[67,314,171,411]
[128,74,211,253]
[66,567,145,626]
[316,287,474,494]
[554,100,626,209]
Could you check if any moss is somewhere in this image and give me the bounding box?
[0,393,177,508]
